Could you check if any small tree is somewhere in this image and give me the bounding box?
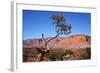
[36,15,72,61]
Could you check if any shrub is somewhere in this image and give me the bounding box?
[44,49,73,61]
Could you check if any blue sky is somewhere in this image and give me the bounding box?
[23,10,91,40]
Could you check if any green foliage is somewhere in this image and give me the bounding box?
[45,49,73,61]
[51,15,71,35]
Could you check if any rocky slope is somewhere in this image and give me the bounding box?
[23,34,91,50]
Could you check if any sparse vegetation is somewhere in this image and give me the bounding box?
[79,47,91,59]
[23,48,73,62]
[44,49,73,61]
[23,47,91,62]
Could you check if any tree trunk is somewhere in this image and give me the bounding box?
[37,33,59,61]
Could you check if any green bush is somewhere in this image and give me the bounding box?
[45,49,73,61]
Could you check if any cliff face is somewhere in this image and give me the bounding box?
[23,34,91,50]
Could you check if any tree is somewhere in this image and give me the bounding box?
[36,15,72,61]
[51,15,71,35]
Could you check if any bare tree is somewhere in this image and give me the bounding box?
[36,15,72,61]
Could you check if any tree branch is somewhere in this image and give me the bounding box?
[46,33,59,44]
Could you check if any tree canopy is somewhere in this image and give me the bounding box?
[51,15,71,35]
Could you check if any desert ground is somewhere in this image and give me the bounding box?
[23,34,91,62]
